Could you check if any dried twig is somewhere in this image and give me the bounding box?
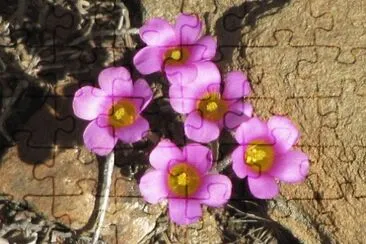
[91,152,115,244]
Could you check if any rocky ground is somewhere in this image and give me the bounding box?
[0,0,365,243]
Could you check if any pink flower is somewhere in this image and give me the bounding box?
[72,67,153,156]
[133,13,219,85]
[139,140,232,225]
[232,117,310,199]
[169,71,253,143]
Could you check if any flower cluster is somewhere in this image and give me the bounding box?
[73,13,310,225]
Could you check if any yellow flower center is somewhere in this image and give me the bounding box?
[245,140,275,173]
[197,92,228,121]
[168,163,201,197]
[170,49,182,60]
[164,47,190,66]
[108,99,137,128]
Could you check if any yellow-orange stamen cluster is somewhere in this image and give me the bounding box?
[168,163,201,197]
[164,47,190,66]
[197,92,228,121]
[108,99,137,128]
[244,140,275,172]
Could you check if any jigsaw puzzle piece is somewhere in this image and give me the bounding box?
[240,30,318,115]
[37,46,113,84]
[216,0,332,47]
[0,147,54,198]
[311,0,366,63]
[33,148,97,195]
[106,170,163,243]
[333,79,366,149]
[350,145,366,198]
[284,98,321,147]
[105,202,162,244]
[52,179,96,228]
[44,4,80,46]
[12,96,74,163]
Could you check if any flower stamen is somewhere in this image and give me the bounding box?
[164,47,190,65]
[206,101,218,112]
[177,172,188,186]
[168,163,201,197]
[197,93,228,121]
[170,49,182,61]
[245,140,275,172]
[108,99,137,128]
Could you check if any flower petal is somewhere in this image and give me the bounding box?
[169,85,197,114]
[73,86,108,120]
[231,146,247,178]
[268,116,299,154]
[165,61,220,86]
[115,116,149,143]
[149,139,185,170]
[182,143,212,174]
[133,46,165,75]
[174,13,202,44]
[98,67,133,97]
[184,111,220,143]
[132,78,153,111]
[224,102,253,130]
[165,63,198,85]
[193,62,221,85]
[269,150,309,183]
[168,198,202,225]
[83,119,117,156]
[194,174,232,207]
[235,117,270,145]
[247,174,279,199]
[139,170,168,204]
[223,71,251,100]
[139,18,176,46]
[189,36,217,62]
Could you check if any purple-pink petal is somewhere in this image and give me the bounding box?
[189,36,217,62]
[168,198,202,225]
[268,116,299,154]
[166,61,220,86]
[223,71,251,100]
[98,67,133,97]
[235,117,269,145]
[139,170,168,204]
[269,150,309,183]
[224,102,253,130]
[231,146,247,179]
[132,78,153,111]
[182,143,212,174]
[192,61,221,86]
[168,85,197,114]
[184,111,220,143]
[115,116,149,143]
[195,174,232,207]
[83,119,117,156]
[165,63,198,85]
[174,13,202,44]
[73,86,108,121]
[139,18,176,46]
[149,139,185,170]
[247,174,279,199]
[133,46,165,75]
